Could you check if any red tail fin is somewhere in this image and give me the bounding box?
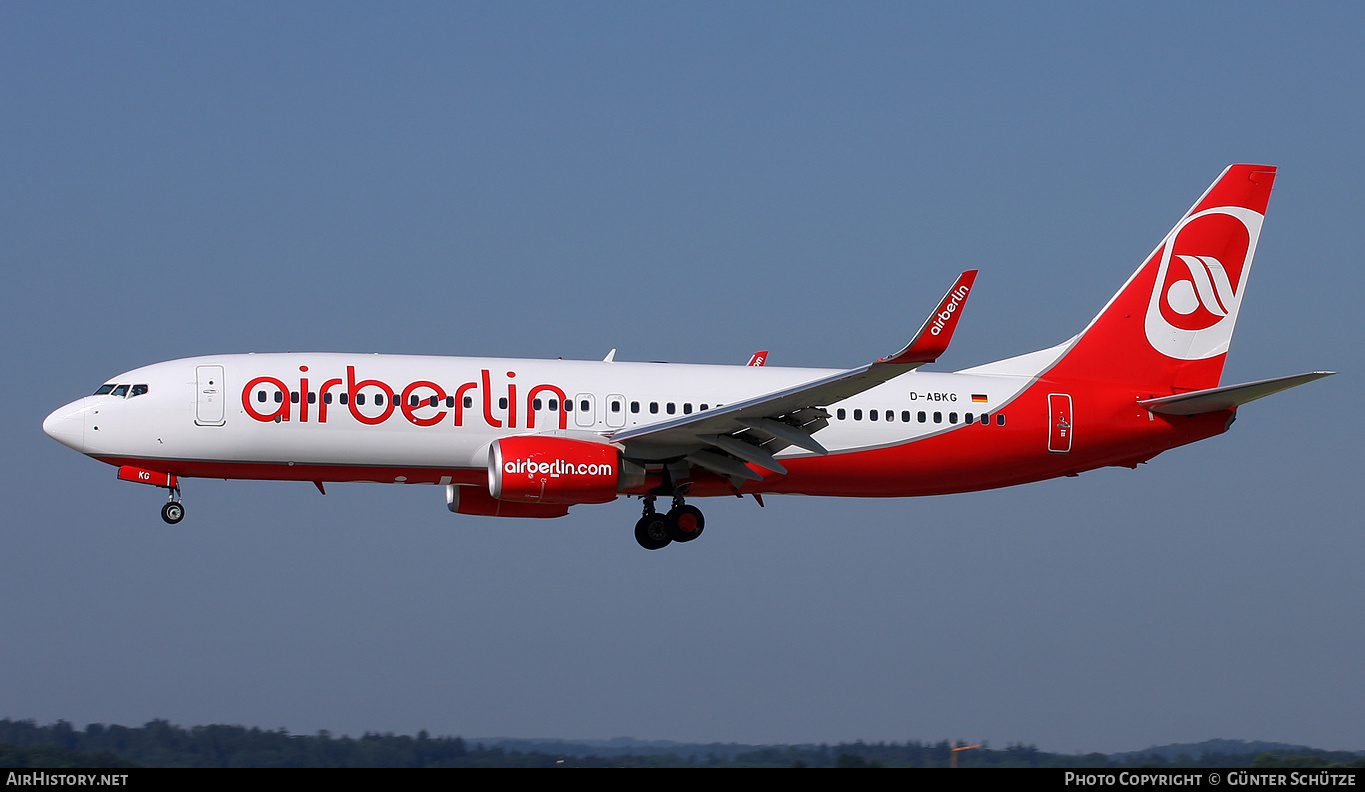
[1047,164,1276,392]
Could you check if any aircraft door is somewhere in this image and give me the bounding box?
[573,393,596,428]
[605,394,626,428]
[1047,393,1072,453]
[196,365,226,426]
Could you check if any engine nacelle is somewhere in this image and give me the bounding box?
[489,436,645,504]
[447,484,570,518]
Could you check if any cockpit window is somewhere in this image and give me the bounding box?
[111,384,129,398]
[130,384,149,397]
[95,384,116,395]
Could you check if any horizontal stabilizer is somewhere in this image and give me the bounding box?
[1138,371,1334,415]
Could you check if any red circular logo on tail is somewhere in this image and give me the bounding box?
[1157,212,1251,332]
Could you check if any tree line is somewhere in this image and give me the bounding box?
[1,719,1362,768]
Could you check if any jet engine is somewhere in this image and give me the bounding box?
[488,435,646,504]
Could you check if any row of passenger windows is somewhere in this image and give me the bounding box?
[628,401,709,415]
[836,407,1005,426]
[249,387,1004,426]
[257,390,478,408]
[252,390,715,416]
[95,383,149,398]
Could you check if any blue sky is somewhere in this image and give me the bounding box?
[3,3,1362,753]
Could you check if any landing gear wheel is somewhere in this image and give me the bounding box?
[666,505,705,543]
[634,513,671,550]
[161,501,185,524]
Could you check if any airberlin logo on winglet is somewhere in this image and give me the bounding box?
[931,285,970,336]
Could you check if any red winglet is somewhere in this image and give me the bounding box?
[880,270,978,365]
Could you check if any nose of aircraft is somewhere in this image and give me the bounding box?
[43,398,87,452]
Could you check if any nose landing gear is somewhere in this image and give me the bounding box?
[115,465,185,524]
[160,485,184,524]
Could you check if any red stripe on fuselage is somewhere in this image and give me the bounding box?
[97,382,1233,497]
[94,456,487,487]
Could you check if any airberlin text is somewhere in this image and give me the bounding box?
[504,458,613,478]
[930,284,970,336]
[241,366,569,430]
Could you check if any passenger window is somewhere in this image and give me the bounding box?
[375,393,385,406]
[580,400,589,413]
[112,384,129,398]
[869,409,878,421]
[499,397,508,409]
[340,393,349,405]
[324,393,333,404]
[965,412,973,424]
[410,395,420,407]
[837,408,846,420]
[533,399,543,410]
[700,403,709,411]
[980,413,988,425]
[650,402,659,414]
[996,414,1006,426]
[308,392,316,404]
[548,399,558,411]
[611,400,621,413]
[853,409,862,421]
[274,391,283,404]
[565,400,574,412]
[356,393,366,405]
[290,392,299,404]
[886,410,893,421]
[445,396,454,408]
[463,396,473,409]
[257,391,267,403]
[630,401,640,413]
[901,411,910,422]
[683,403,692,415]
[918,411,926,423]
[666,403,676,415]
[933,411,942,423]
[429,396,438,408]
[949,412,957,424]
[95,384,116,395]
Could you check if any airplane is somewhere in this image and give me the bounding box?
[43,164,1332,549]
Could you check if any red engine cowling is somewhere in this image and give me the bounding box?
[447,484,570,518]
[489,436,645,504]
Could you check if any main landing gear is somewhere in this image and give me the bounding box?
[633,494,705,550]
[160,485,184,524]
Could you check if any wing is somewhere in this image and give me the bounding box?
[608,271,978,481]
